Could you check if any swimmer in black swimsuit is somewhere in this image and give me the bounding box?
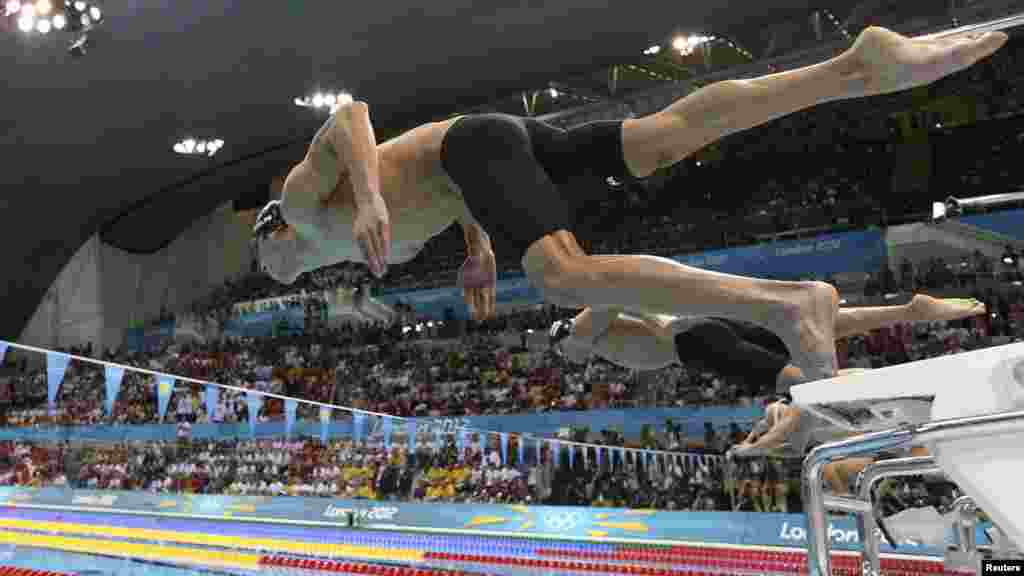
[258,27,1003,380]
[549,294,985,395]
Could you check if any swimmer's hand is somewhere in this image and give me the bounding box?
[837,27,1006,98]
[459,247,496,322]
[353,195,391,278]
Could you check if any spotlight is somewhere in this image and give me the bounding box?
[643,45,661,55]
[87,3,98,20]
[52,12,64,27]
[183,138,196,153]
[196,141,207,154]
[79,13,89,26]
[324,93,337,109]
[72,0,85,11]
[173,143,185,154]
[312,93,325,108]
[35,0,50,14]
[4,0,18,16]
[36,17,49,33]
[548,87,559,98]
[17,15,34,32]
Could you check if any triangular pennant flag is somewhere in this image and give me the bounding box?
[103,366,124,416]
[499,433,508,465]
[205,385,219,421]
[353,412,366,443]
[284,399,298,438]
[246,390,263,437]
[319,406,331,443]
[46,352,71,415]
[407,421,417,453]
[156,376,174,420]
[382,417,393,450]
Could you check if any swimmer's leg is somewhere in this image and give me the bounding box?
[834,294,987,340]
[524,235,839,381]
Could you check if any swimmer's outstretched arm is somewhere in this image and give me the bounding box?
[281,101,389,274]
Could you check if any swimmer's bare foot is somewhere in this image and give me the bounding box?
[907,294,987,324]
[763,282,840,383]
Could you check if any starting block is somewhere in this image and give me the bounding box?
[791,342,1024,575]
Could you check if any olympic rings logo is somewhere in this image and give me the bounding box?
[542,510,582,532]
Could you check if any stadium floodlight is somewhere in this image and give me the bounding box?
[35,17,49,33]
[174,137,225,158]
[295,90,352,111]
[51,12,64,28]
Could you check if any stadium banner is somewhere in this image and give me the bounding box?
[676,229,886,278]
[0,486,980,555]
[123,320,176,354]
[222,308,304,339]
[0,406,763,443]
[959,207,1024,241]
[377,276,542,320]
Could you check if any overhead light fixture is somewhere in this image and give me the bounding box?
[174,137,225,157]
[643,45,661,55]
[5,0,104,46]
[294,91,352,111]
[672,34,715,56]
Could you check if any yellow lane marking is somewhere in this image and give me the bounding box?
[593,522,649,532]
[0,530,263,569]
[0,518,424,562]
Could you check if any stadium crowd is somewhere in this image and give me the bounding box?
[0,270,1019,513]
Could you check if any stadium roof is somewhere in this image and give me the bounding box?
[0,0,934,339]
